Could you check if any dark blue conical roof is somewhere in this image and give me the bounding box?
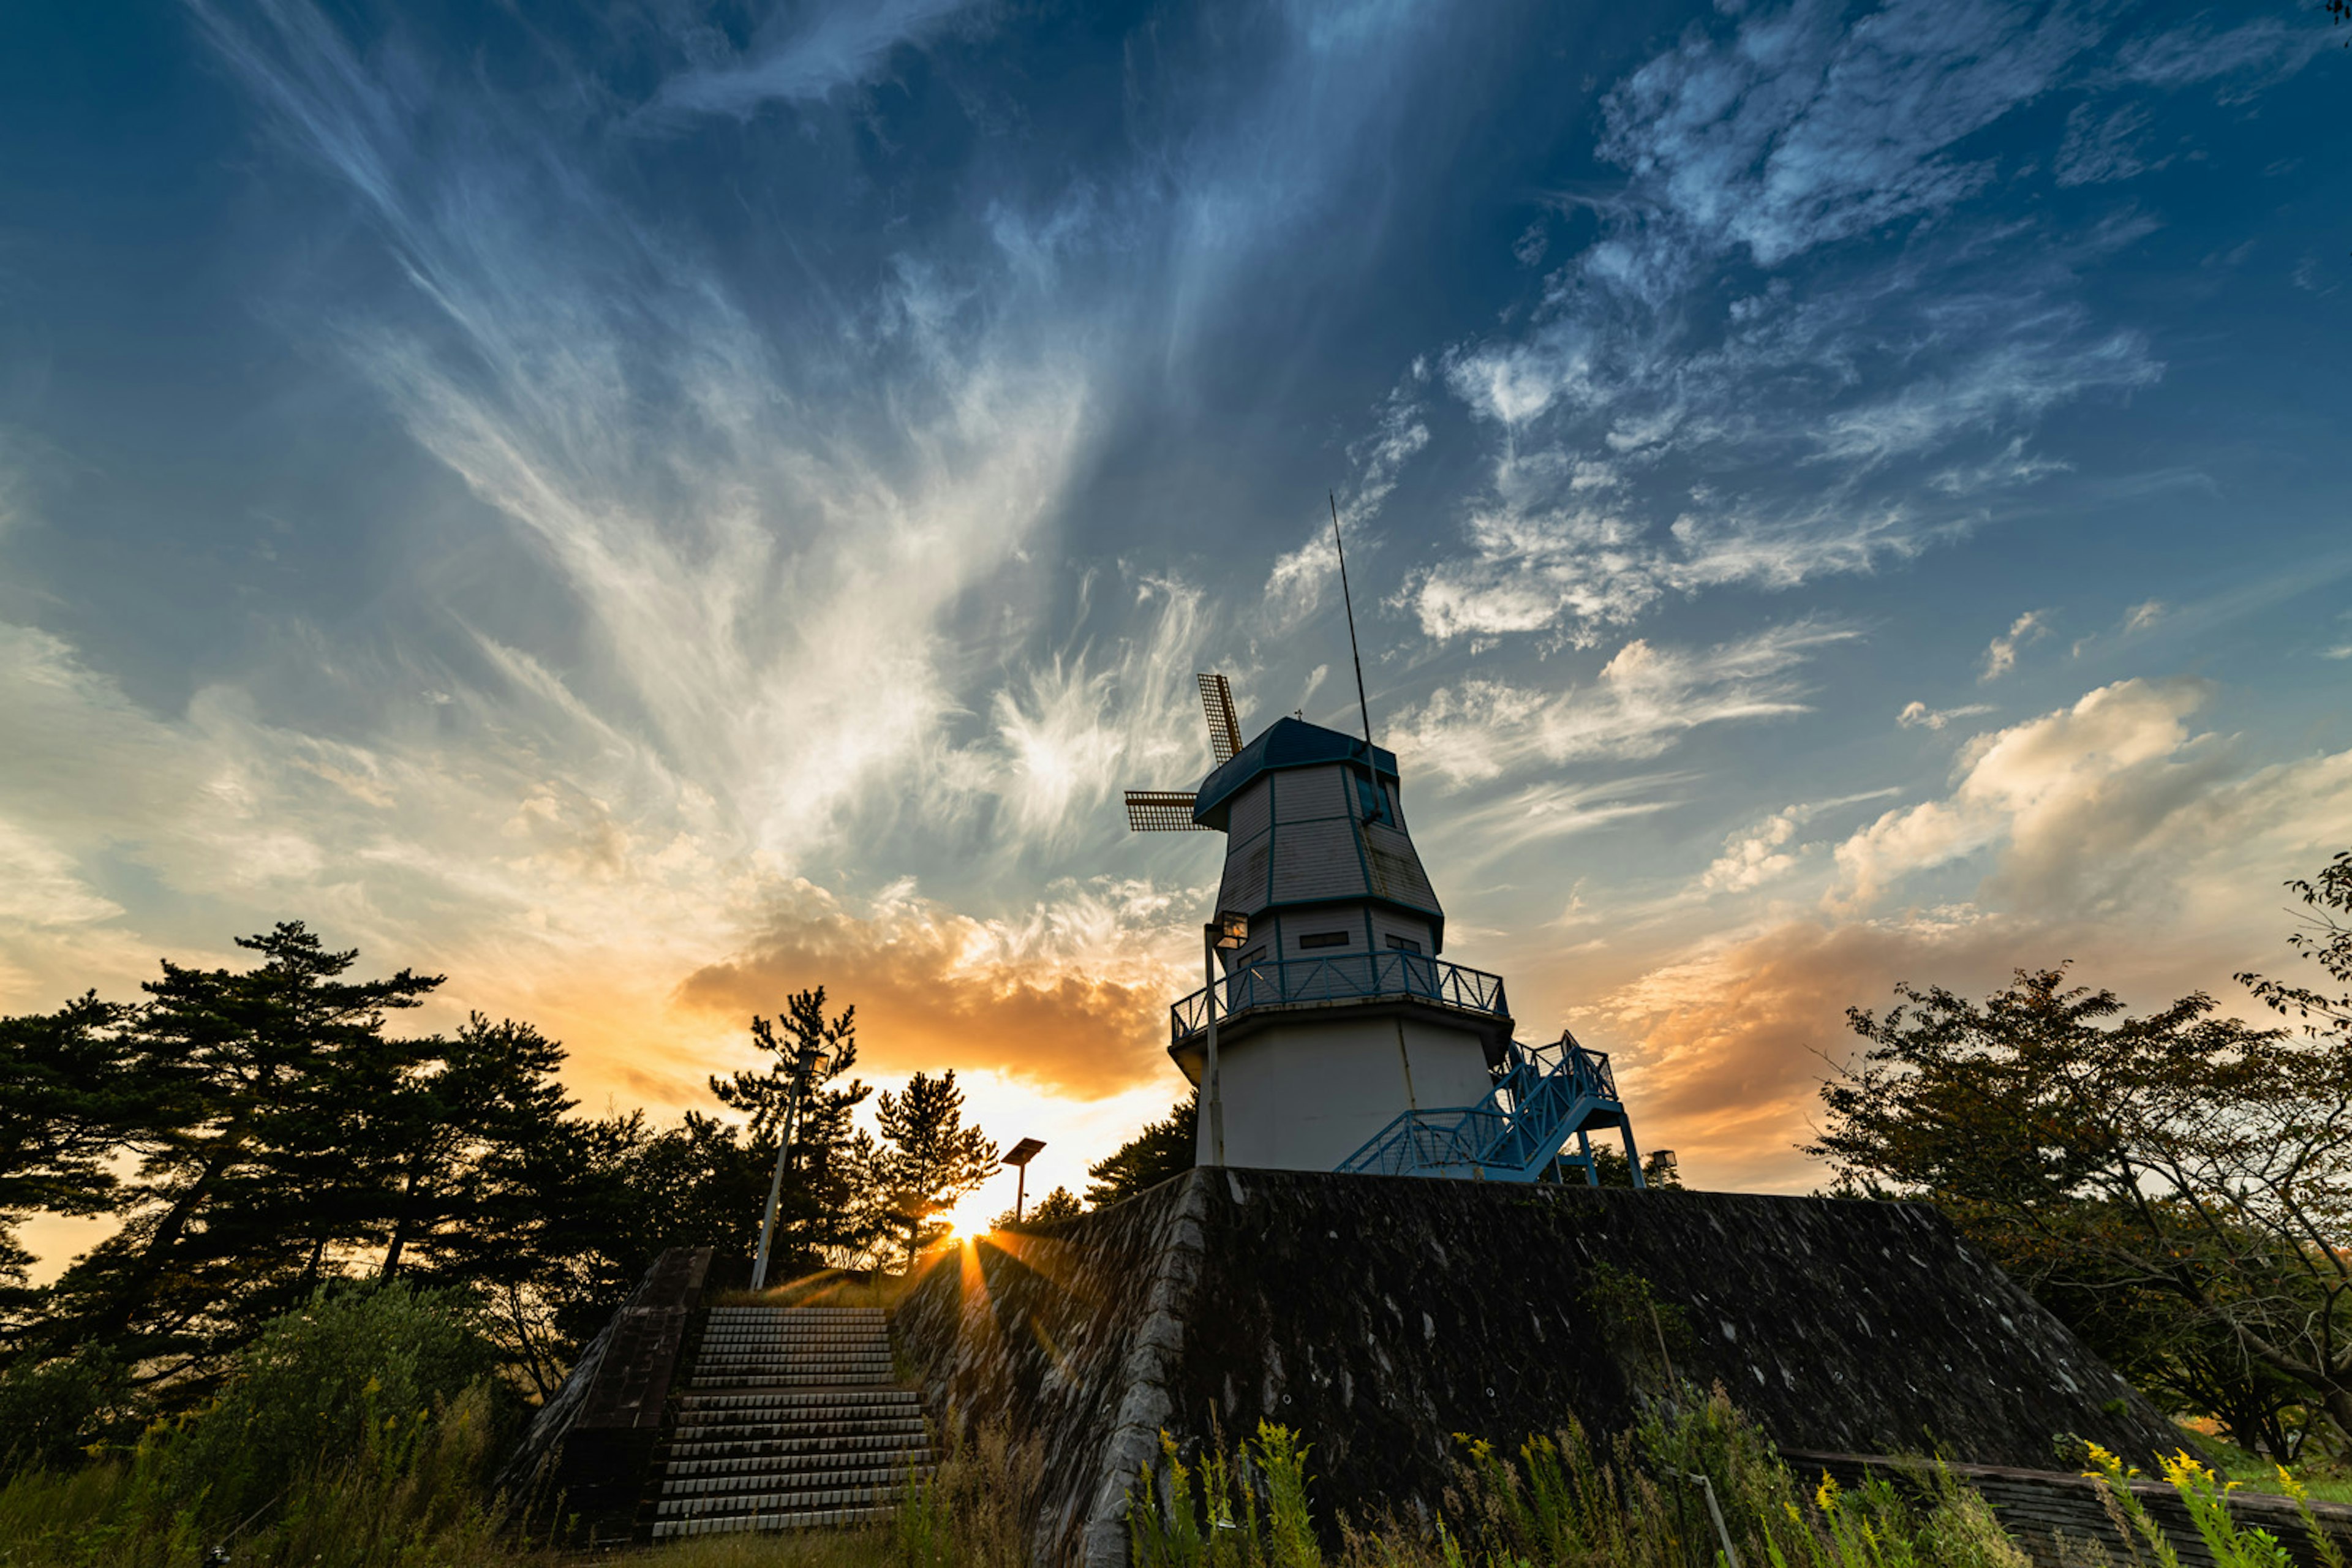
[1191,717,1398,832]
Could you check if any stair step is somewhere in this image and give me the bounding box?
[668,1443,933,1477]
[655,1480,914,1518]
[662,1459,926,1496]
[641,1304,925,1540]
[683,1387,919,1409]
[650,1506,896,1539]
[671,1433,925,1457]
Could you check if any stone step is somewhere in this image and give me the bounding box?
[650,1505,895,1539]
[671,1428,926,1456]
[655,1480,915,1521]
[681,1387,920,1411]
[687,1363,889,1373]
[662,1458,928,1498]
[692,1370,895,1384]
[666,1437,933,1476]
[691,1354,894,1363]
[644,1304,924,1541]
[698,1336,889,1349]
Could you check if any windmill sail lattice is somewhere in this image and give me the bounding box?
[1121,672,1244,831]
[1124,791,1206,832]
[1199,673,1242,763]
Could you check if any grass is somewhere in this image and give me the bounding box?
[2166,1430,2352,1509]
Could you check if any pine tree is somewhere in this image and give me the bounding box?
[1084,1090,1197,1208]
[40,923,442,1389]
[872,1070,996,1269]
[710,990,878,1276]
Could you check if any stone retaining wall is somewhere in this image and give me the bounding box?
[894,1170,2184,1567]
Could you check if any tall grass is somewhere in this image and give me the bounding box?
[1125,1387,2036,1568]
[0,1382,527,1568]
[891,1419,1046,1568]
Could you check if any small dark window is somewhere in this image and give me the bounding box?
[1385,935,1423,954]
[1354,773,1389,824]
[1299,930,1352,950]
[1235,947,1267,968]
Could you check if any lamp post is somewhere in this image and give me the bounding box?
[750,1039,832,1293]
[1002,1137,1046,1223]
[1202,911,1249,1167]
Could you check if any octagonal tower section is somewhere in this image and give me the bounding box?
[1169,717,1513,1170]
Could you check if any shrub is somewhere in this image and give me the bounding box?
[0,1349,135,1474]
[161,1280,505,1529]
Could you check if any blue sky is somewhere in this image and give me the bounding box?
[3,0,2348,1236]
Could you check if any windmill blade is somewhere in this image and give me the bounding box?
[1197,672,1242,762]
[1125,790,1205,831]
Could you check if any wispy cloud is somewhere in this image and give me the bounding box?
[1265,364,1431,621]
[644,0,983,124]
[1978,608,2051,681]
[1390,619,1859,787]
[1376,0,2206,654]
[1896,699,1993,731]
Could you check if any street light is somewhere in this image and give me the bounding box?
[1003,1137,1046,1222]
[750,1039,832,1292]
[1202,911,1249,1168]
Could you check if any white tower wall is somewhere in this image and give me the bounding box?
[1199,1014,1498,1171]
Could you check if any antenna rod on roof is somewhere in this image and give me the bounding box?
[1330,491,1375,760]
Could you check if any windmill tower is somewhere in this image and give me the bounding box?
[1125,513,1645,1182]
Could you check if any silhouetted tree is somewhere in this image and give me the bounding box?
[1813,856,2352,1450]
[0,994,143,1305]
[995,1184,1080,1230]
[38,924,441,1390]
[1084,1090,1196,1208]
[710,991,879,1275]
[872,1070,995,1269]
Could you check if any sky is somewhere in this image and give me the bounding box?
[3,0,2349,1262]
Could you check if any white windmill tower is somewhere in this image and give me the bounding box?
[1125,503,1646,1183]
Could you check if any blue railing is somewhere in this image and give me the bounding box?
[1169,952,1509,1045]
[1337,1034,1640,1185]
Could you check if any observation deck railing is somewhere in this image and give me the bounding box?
[1168,952,1509,1046]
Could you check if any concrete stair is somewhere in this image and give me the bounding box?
[649,1306,931,1539]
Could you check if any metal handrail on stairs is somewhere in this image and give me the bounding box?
[1336,1031,1645,1185]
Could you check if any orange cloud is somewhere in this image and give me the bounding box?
[674,889,1176,1099]
[1599,916,2051,1191]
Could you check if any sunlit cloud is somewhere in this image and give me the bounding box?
[675,875,1195,1097]
[1391,620,1860,787]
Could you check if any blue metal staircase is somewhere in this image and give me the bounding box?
[1336,1031,1645,1185]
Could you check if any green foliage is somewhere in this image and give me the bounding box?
[1128,1420,1317,1568]
[1580,1262,1695,1393]
[0,992,142,1298]
[1581,1146,1685,1190]
[995,1185,1082,1231]
[1811,856,2352,1452]
[160,1281,505,1527]
[711,990,882,1275]
[0,1289,520,1568]
[0,921,936,1415]
[0,1348,134,1472]
[891,1420,1042,1568]
[1088,1091,1199,1208]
